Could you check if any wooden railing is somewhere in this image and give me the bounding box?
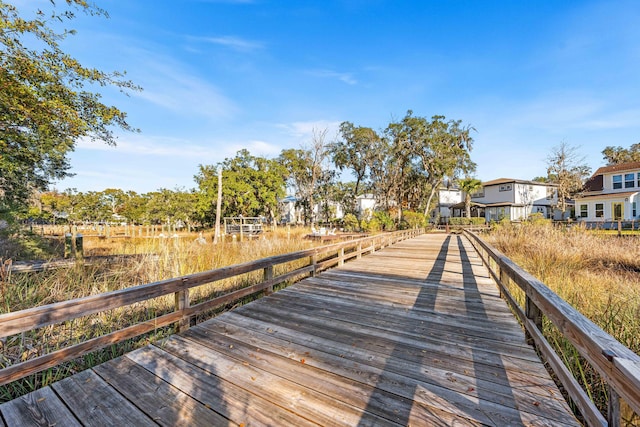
[0,229,423,388]
[464,230,640,427]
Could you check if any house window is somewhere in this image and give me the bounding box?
[637,173,640,187]
[634,202,637,217]
[471,189,484,198]
[625,173,635,188]
[499,184,512,192]
[613,175,622,189]
[595,203,604,218]
[580,204,588,217]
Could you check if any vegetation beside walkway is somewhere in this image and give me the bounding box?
[486,221,639,422]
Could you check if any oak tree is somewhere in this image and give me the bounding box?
[0,1,138,213]
[602,143,640,165]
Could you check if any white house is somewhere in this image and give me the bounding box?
[456,178,559,222]
[574,162,640,222]
[433,187,463,222]
[472,178,559,221]
[356,194,377,219]
[279,195,301,224]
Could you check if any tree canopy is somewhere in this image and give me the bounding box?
[195,150,286,225]
[378,111,475,219]
[25,110,478,229]
[0,1,138,213]
[329,121,379,197]
[602,143,640,165]
[458,177,483,219]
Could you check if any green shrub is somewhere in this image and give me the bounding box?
[527,212,551,225]
[373,211,395,231]
[402,211,426,229]
[449,217,486,226]
[362,218,381,232]
[342,213,358,232]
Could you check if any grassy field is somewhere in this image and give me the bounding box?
[485,221,639,424]
[0,226,323,401]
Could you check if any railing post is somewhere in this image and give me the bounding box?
[525,295,543,347]
[64,233,73,258]
[264,265,274,295]
[338,247,345,266]
[608,384,621,427]
[75,233,84,260]
[357,242,362,259]
[310,254,317,277]
[175,286,190,333]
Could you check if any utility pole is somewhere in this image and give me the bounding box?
[213,167,223,244]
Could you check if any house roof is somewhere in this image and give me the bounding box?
[482,178,557,187]
[356,193,375,199]
[582,162,640,192]
[449,201,486,209]
[583,174,603,192]
[591,161,640,176]
[575,191,638,201]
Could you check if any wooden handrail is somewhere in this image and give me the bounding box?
[0,229,423,387]
[464,230,640,427]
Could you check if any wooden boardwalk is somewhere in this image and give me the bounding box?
[0,234,580,426]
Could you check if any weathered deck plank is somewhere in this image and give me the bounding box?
[0,386,81,427]
[0,233,580,426]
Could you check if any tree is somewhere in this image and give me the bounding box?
[145,188,196,230]
[0,1,138,213]
[32,190,71,223]
[379,120,414,220]
[119,191,148,225]
[601,143,640,165]
[546,142,591,213]
[458,177,483,218]
[381,111,475,220]
[195,150,286,224]
[329,122,379,196]
[412,114,476,216]
[279,129,330,225]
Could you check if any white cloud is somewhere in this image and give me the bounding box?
[277,120,342,142]
[307,69,358,85]
[196,35,264,52]
[130,59,238,120]
[77,134,218,161]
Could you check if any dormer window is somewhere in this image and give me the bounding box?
[613,175,622,189]
[625,173,635,188]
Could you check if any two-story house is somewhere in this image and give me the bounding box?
[433,187,463,223]
[465,178,559,222]
[574,162,640,222]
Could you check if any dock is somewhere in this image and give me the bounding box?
[0,234,580,426]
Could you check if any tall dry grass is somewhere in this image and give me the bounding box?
[485,221,640,423]
[0,226,318,401]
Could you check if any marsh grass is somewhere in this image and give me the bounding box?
[0,226,319,402]
[486,221,640,423]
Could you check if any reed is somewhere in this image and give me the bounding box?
[485,221,640,423]
[0,226,318,401]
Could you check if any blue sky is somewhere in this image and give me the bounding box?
[39,0,640,194]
